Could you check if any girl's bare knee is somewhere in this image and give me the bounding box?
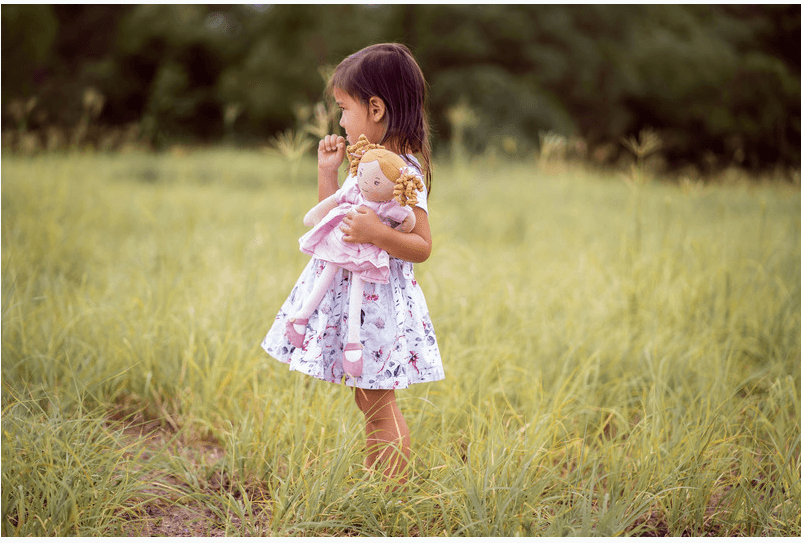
[354,388,395,418]
[354,388,368,413]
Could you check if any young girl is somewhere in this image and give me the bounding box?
[286,141,424,379]
[261,43,443,484]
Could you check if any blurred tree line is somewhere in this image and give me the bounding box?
[2,4,800,171]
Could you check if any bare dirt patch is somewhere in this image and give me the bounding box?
[111,414,268,537]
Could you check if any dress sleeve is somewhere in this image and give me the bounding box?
[412,181,428,214]
[401,157,428,214]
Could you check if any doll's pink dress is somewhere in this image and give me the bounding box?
[261,162,445,390]
[297,181,412,284]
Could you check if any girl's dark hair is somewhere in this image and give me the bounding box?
[328,43,433,191]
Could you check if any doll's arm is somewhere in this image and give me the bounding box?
[304,195,338,227]
[396,206,417,233]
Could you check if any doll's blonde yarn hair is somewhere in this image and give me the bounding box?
[347,134,384,176]
[347,134,425,207]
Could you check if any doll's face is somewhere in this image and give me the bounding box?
[357,159,395,202]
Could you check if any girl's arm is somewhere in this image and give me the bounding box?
[340,206,432,263]
[318,135,347,201]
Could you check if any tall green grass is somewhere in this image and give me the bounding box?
[2,150,799,535]
[1,397,149,536]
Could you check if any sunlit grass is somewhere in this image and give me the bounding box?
[2,150,799,535]
[1,395,149,536]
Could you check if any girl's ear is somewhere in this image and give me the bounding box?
[368,96,386,123]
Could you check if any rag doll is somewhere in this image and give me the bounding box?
[285,135,425,378]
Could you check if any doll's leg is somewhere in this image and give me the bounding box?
[287,263,339,347]
[342,273,365,377]
[346,273,365,346]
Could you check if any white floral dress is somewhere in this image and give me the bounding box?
[261,167,445,390]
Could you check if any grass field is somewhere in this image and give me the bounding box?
[2,149,800,536]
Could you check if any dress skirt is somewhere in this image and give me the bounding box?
[261,256,445,390]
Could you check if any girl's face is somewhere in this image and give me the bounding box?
[333,87,385,146]
[357,159,395,202]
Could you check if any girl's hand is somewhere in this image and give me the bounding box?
[318,135,347,173]
[343,206,432,263]
[340,206,385,245]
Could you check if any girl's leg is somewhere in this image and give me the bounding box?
[354,388,410,485]
[288,263,339,338]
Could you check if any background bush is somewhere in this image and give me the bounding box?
[2,4,800,169]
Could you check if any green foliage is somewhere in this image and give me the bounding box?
[0,5,58,99]
[109,5,390,142]
[3,5,800,169]
[433,65,575,156]
[413,4,801,166]
[621,5,801,166]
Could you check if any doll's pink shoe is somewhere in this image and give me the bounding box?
[342,342,363,378]
[286,317,308,349]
